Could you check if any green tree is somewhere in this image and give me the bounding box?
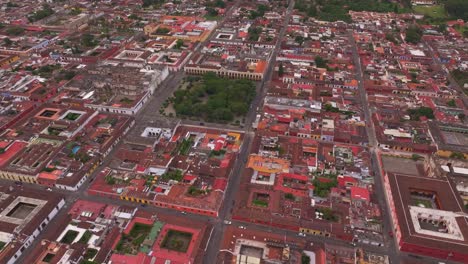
[175,39,184,49]
[81,33,96,47]
[128,14,139,20]
[445,0,468,20]
[214,0,226,8]
[302,254,311,264]
[315,56,328,68]
[278,63,284,77]
[3,38,12,46]
[438,23,447,34]
[28,4,54,22]
[408,107,434,120]
[230,101,248,115]
[405,25,422,44]
[6,26,24,36]
[142,0,165,8]
[447,99,456,107]
[156,27,170,34]
[206,7,218,17]
[295,35,305,45]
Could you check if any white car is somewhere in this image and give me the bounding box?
[298,233,306,237]
[224,220,232,225]
[46,188,52,191]
[238,225,246,229]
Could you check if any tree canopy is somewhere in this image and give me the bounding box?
[408,107,434,121]
[28,4,54,22]
[172,73,256,122]
[444,0,468,20]
[405,25,423,44]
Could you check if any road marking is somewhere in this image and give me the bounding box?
[205,226,215,251]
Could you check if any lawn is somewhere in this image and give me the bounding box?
[413,5,447,19]
[61,230,79,244]
[64,112,81,121]
[83,248,98,260]
[252,199,268,207]
[161,229,193,253]
[204,14,221,21]
[78,230,92,244]
[42,253,55,262]
[120,97,134,104]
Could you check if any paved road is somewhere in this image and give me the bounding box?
[348,30,401,264]
[201,1,297,263]
[10,1,452,263]
[348,31,463,264]
[12,1,251,263]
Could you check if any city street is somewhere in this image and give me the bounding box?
[8,1,460,263]
[348,30,400,264]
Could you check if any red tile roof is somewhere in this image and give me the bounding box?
[350,186,370,202]
[0,141,27,167]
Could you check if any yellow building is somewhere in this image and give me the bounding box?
[0,54,20,67]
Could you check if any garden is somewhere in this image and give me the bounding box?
[252,193,270,207]
[115,223,152,255]
[162,73,256,123]
[160,229,193,253]
[60,230,79,244]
